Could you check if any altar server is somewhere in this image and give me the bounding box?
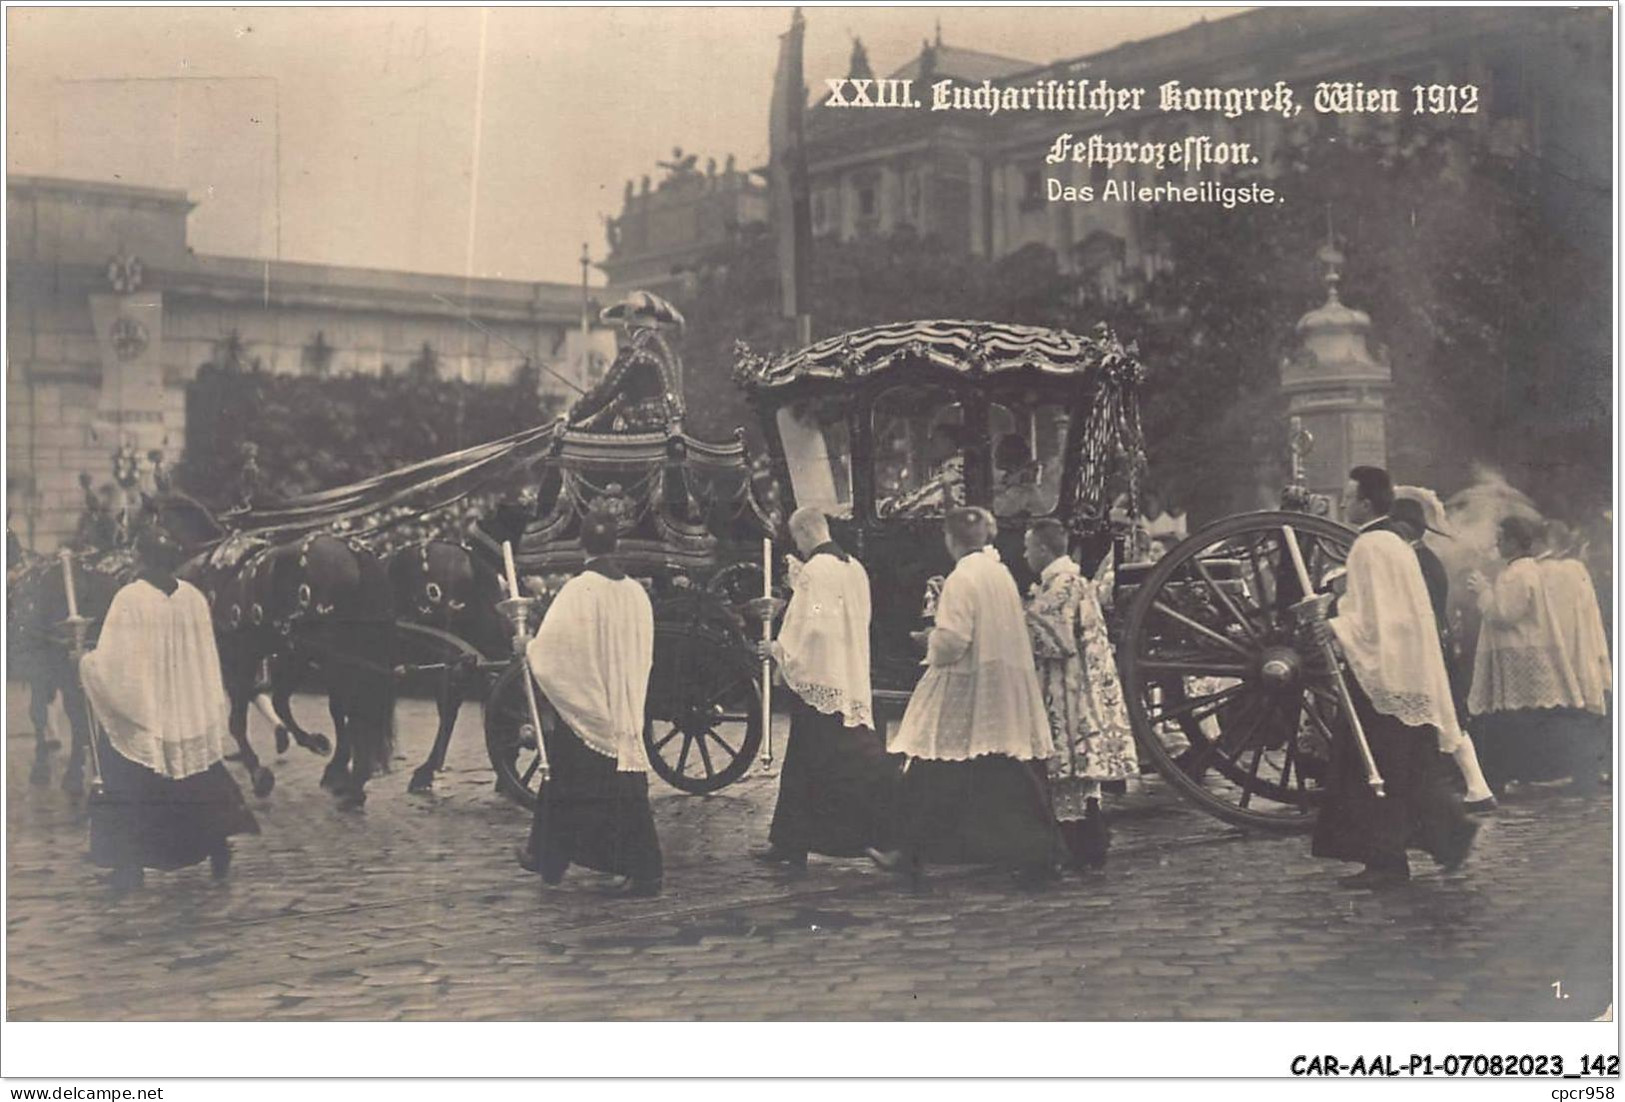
[756,506,899,870]
[872,507,1056,888]
[81,518,259,892]
[517,511,662,897]
[1308,468,1477,888]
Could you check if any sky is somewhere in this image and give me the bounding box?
[6,6,1241,286]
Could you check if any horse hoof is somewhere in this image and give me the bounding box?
[274,726,290,756]
[306,734,333,757]
[320,768,350,794]
[408,770,435,795]
[252,768,276,798]
[338,789,367,812]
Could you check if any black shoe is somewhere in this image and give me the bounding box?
[865,846,904,872]
[1338,866,1409,890]
[1013,866,1057,892]
[752,846,806,870]
[1077,799,1110,870]
[601,877,662,898]
[515,845,541,874]
[1437,819,1480,872]
[209,843,232,881]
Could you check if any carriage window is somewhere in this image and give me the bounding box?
[775,399,853,516]
[872,385,967,519]
[991,400,1067,517]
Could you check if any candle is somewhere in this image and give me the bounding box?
[59,549,79,619]
[502,541,521,601]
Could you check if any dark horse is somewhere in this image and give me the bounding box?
[231,537,513,798]
[387,540,511,794]
[156,497,398,809]
[7,544,131,793]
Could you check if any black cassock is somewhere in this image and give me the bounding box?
[768,695,902,859]
[525,713,663,885]
[1311,678,1475,874]
[90,735,259,872]
[900,756,1057,872]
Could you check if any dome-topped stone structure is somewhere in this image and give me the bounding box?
[1280,241,1391,506]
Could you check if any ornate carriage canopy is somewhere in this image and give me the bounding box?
[734,319,1146,534]
[734,319,1141,391]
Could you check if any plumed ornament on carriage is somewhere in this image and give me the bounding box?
[1092,322,1146,386]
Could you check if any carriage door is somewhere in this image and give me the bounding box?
[990,396,1070,589]
[865,383,964,697]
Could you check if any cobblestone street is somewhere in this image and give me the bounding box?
[5,686,1614,1022]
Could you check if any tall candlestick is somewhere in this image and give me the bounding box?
[759,536,774,768]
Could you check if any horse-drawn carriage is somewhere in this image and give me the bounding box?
[15,298,1359,836]
[734,318,1356,831]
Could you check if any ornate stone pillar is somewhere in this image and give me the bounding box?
[1280,243,1390,507]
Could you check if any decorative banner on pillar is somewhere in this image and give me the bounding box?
[88,290,167,452]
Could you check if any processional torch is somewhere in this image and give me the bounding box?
[1281,525,1385,798]
[758,536,776,771]
[497,540,548,782]
[58,548,106,800]
[744,535,786,775]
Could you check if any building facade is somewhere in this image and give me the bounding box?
[598,151,770,295]
[7,175,604,551]
[796,8,1610,298]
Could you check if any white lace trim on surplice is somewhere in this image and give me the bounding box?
[785,676,874,729]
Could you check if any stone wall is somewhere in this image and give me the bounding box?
[6,175,598,552]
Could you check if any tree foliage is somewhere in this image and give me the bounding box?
[176,362,566,511]
[671,109,1608,523]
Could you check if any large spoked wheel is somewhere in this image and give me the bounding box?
[645,620,763,794]
[1118,511,1355,832]
[483,657,550,811]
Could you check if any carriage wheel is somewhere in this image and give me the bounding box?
[645,621,763,794]
[1119,511,1355,833]
[483,658,549,811]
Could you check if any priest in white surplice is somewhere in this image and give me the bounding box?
[871,507,1057,888]
[1539,520,1612,791]
[1306,467,1477,889]
[1466,515,1583,794]
[81,519,259,892]
[517,511,662,897]
[755,507,900,871]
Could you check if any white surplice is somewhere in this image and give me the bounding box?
[772,549,873,729]
[1467,557,1580,717]
[1540,556,1612,715]
[1329,529,1465,753]
[890,546,1053,762]
[79,578,232,780]
[527,569,654,773]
